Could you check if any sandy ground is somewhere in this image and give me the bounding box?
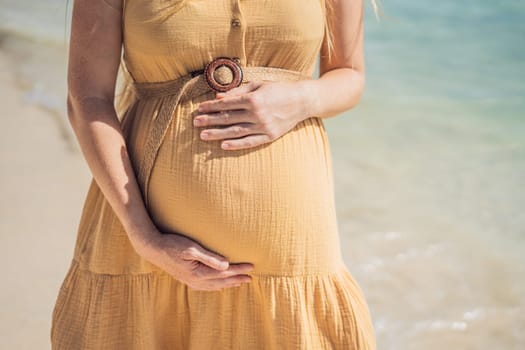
[0,51,91,348]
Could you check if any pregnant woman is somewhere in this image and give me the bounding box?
[51,0,378,348]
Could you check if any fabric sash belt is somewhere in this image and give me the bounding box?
[131,66,312,206]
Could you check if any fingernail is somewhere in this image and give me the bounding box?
[193,118,202,126]
[197,105,204,112]
[201,131,209,140]
[221,142,230,149]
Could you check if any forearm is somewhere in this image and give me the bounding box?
[67,95,158,251]
[298,67,365,120]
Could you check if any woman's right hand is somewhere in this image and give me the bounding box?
[134,231,254,292]
[65,1,254,292]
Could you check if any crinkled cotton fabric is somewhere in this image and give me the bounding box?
[50,0,377,349]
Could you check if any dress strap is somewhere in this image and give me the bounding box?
[131,66,312,207]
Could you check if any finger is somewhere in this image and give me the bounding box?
[198,92,253,113]
[205,274,253,289]
[193,110,249,127]
[215,80,263,99]
[200,123,256,141]
[221,134,272,150]
[193,262,254,280]
[182,245,230,271]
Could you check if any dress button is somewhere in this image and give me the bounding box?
[231,18,241,28]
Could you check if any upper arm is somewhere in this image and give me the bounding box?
[319,0,365,76]
[67,0,124,108]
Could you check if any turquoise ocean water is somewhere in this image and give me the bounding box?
[1,0,523,348]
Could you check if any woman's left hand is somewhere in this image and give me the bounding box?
[194,80,313,150]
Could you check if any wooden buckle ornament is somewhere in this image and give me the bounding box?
[203,57,243,92]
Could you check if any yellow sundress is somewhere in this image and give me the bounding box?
[50,0,377,348]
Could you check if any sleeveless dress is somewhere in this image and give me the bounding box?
[50,0,377,349]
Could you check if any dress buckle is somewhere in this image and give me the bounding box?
[203,56,243,92]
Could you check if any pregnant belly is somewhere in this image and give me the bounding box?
[146,102,342,276]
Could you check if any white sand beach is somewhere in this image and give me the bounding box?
[0,48,90,349]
